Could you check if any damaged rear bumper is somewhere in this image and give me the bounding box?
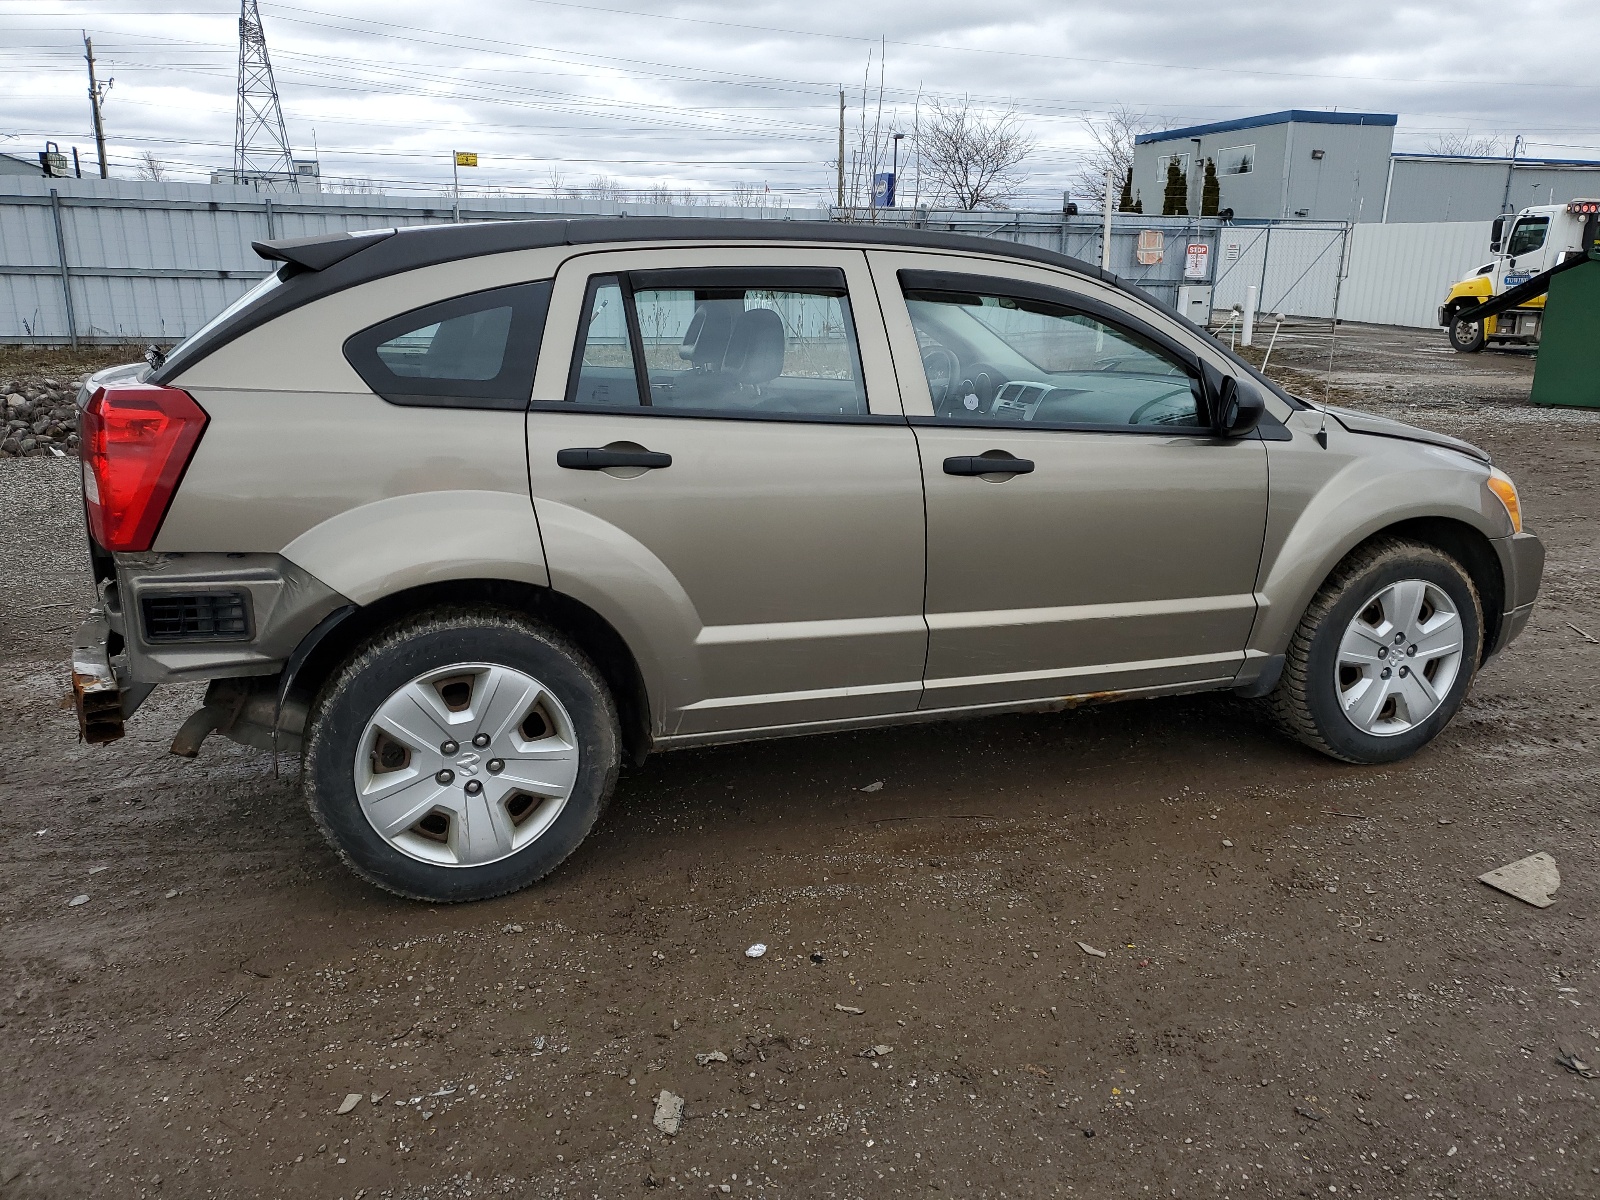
[70,609,126,744]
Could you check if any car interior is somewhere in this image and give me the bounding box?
[904,291,1206,428]
[571,283,868,416]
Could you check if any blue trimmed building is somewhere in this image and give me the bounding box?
[1132,111,1397,222]
[1130,110,1600,223]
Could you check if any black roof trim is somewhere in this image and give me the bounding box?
[159,217,1113,381]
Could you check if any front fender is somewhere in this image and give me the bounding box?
[1252,416,1508,656]
[279,489,548,605]
[1443,277,1492,307]
[1442,277,1496,333]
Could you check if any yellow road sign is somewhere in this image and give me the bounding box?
[454,152,478,167]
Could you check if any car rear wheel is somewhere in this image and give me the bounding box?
[1448,308,1486,352]
[303,608,619,902]
[1268,538,1483,764]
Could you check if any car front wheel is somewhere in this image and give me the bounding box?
[1269,538,1483,764]
[303,609,620,902]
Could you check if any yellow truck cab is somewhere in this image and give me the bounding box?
[1442,199,1600,351]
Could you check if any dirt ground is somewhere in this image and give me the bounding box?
[3,325,1598,1199]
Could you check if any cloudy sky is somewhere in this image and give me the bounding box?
[4,0,1599,207]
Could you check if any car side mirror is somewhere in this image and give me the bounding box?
[1490,215,1505,253]
[1214,376,1264,438]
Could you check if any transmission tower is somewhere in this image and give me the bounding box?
[233,0,296,189]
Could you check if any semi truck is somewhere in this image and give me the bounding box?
[1441,198,1600,352]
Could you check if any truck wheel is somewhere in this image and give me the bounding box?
[302,608,620,902]
[1268,538,1482,765]
[1447,308,1486,352]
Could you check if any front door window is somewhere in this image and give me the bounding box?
[1504,217,1549,260]
[903,287,1206,430]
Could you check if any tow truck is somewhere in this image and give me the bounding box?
[1441,198,1600,352]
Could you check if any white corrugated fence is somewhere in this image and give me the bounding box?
[1,175,1501,343]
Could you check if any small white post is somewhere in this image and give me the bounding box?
[1101,170,1114,271]
[1242,284,1258,347]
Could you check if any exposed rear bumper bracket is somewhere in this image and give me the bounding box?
[71,609,125,745]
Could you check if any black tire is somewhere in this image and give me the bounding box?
[1447,308,1486,353]
[303,608,620,902]
[1268,538,1483,764]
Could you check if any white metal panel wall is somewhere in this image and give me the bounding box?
[1338,220,1493,328]
[1211,220,1494,328]
[0,177,814,342]
[0,175,1511,339]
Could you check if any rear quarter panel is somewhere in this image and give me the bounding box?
[155,247,572,592]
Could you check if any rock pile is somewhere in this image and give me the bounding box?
[2,374,90,458]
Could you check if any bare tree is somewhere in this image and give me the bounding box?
[327,176,382,195]
[842,49,892,213]
[135,150,167,181]
[1074,104,1156,199]
[578,174,624,201]
[1428,131,1505,157]
[543,165,568,195]
[917,98,1035,211]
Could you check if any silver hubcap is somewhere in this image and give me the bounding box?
[1336,579,1464,737]
[354,663,580,867]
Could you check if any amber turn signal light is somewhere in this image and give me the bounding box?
[1488,469,1522,534]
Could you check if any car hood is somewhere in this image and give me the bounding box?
[1325,406,1490,464]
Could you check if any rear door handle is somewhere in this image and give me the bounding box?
[943,454,1034,476]
[557,447,672,470]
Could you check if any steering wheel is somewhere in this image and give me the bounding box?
[1127,386,1195,426]
[920,346,960,407]
[944,362,1003,416]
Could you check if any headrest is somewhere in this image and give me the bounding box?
[678,301,737,367]
[723,307,785,386]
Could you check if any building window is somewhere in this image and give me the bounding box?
[1218,145,1255,175]
[1155,152,1190,186]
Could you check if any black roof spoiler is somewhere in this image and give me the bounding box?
[251,228,397,273]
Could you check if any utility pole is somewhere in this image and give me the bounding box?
[838,89,851,209]
[1499,134,1523,215]
[83,32,109,179]
[1101,170,1114,271]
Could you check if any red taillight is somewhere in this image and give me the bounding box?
[80,384,208,552]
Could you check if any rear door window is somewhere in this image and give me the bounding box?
[344,280,551,408]
[569,276,643,407]
[564,267,868,418]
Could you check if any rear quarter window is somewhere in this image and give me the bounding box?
[343,280,551,409]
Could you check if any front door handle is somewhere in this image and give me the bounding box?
[557,447,672,470]
[943,454,1034,477]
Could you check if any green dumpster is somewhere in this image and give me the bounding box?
[1458,213,1600,409]
[1531,257,1600,410]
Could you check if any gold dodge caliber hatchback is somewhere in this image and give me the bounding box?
[70,219,1543,901]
